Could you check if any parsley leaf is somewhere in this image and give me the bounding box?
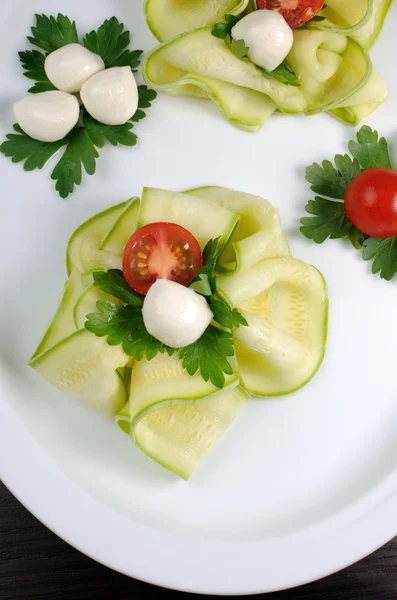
[0,124,65,170]
[18,50,56,93]
[28,14,78,53]
[189,238,222,296]
[189,273,214,296]
[83,17,142,70]
[348,126,392,170]
[211,14,239,40]
[300,196,366,248]
[92,270,143,308]
[226,38,250,60]
[85,300,174,360]
[84,113,137,148]
[300,125,397,279]
[362,237,397,281]
[211,15,249,60]
[305,155,361,199]
[259,62,300,87]
[3,15,156,198]
[131,86,158,123]
[209,299,248,329]
[179,326,235,388]
[51,128,99,199]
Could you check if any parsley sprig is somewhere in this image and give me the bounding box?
[85,243,247,388]
[300,126,397,280]
[211,14,299,86]
[0,14,157,198]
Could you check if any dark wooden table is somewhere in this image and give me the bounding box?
[1,482,396,600]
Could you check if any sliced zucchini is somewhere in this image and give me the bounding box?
[66,202,126,275]
[73,283,122,330]
[31,269,90,359]
[117,351,244,479]
[100,197,140,255]
[138,187,239,250]
[217,258,328,396]
[30,329,129,418]
[287,31,371,114]
[310,0,392,49]
[143,28,307,129]
[328,67,387,125]
[186,186,289,272]
[157,73,277,133]
[145,0,249,42]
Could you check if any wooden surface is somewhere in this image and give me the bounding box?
[1,482,397,600]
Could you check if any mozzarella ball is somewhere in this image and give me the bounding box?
[142,279,213,348]
[44,43,105,93]
[231,10,293,72]
[80,66,138,125]
[13,91,79,142]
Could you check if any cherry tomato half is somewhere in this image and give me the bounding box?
[122,222,202,295]
[256,0,324,29]
[344,168,397,238]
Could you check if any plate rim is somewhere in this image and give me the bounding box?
[2,393,397,595]
[2,0,397,594]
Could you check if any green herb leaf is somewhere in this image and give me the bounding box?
[362,237,397,281]
[259,62,300,87]
[211,22,232,39]
[179,326,235,389]
[226,38,250,60]
[83,16,142,70]
[138,85,157,109]
[189,237,222,295]
[28,13,78,53]
[305,154,361,199]
[348,125,392,170]
[18,50,56,93]
[84,113,137,148]
[209,299,248,329]
[300,196,365,247]
[85,300,173,360]
[4,14,156,198]
[51,127,99,199]
[0,124,65,170]
[189,273,213,296]
[92,270,143,308]
[211,14,239,40]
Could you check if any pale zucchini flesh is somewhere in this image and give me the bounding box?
[73,283,122,330]
[145,0,249,42]
[138,187,239,250]
[66,202,126,275]
[310,0,392,49]
[100,197,140,255]
[31,269,90,359]
[30,329,129,418]
[186,186,289,272]
[217,258,328,396]
[117,351,243,479]
[143,28,307,131]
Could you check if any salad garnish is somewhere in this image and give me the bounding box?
[86,235,248,389]
[144,0,389,131]
[211,13,300,86]
[300,126,397,280]
[0,15,157,198]
[30,186,328,478]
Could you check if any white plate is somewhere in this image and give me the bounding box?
[1,0,397,594]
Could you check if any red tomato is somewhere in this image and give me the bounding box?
[345,168,397,238]
[256,0,324,29]
[122,222,202,295]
